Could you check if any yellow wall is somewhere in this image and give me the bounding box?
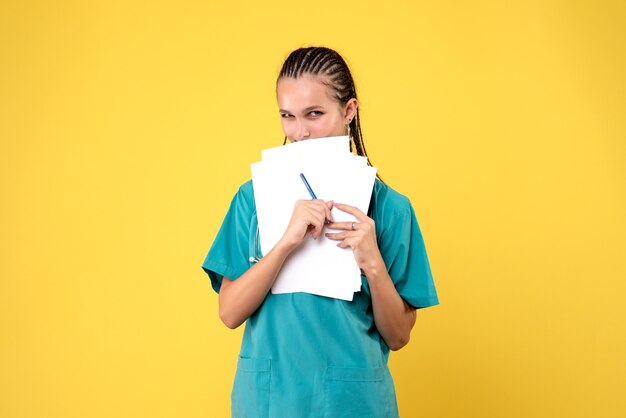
[1,1,624,417]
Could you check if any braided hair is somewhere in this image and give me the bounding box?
[278,47,376,170]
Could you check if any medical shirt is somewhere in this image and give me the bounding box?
[202,179,439,418]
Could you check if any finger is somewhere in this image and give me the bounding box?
[308,223,322,239]
[325,200,334,222]
[312,199,333,223]
[333,203,368,221]
[307,209,328,239]
[310,200,331,220]
[304,202,327,222]
[326,221,357,231]
[324,231,352,240]
[336,239,354,249]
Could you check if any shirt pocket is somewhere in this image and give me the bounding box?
[324,365,397,418]
[231,357,271,418]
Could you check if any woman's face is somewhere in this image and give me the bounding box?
[276,75,357,143]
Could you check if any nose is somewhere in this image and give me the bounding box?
[295,119,310,141]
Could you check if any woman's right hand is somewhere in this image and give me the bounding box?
[277,199,334,252]
[219,199,332,329]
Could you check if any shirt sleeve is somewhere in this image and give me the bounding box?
[201,182,255,293]
[376,189,440,309]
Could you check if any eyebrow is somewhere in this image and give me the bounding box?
[279,105,324,114]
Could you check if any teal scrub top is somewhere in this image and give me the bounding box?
[202,179,439,418]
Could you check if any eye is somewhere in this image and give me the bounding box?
[308,110,324,118]
[280,113,293,119]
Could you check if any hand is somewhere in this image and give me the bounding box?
[324,203,382,273]
[278,199,334,252]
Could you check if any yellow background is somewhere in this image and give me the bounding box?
[1,0,625,417]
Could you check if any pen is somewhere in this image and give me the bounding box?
[299,173,318,199]
[299,172,330,223]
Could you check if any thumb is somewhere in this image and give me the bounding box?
[325,200,334,222]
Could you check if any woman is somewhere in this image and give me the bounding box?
[202,47,439,418]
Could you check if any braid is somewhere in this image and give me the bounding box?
[278,47,381,179]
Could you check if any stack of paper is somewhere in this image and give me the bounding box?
[251,136,377,301]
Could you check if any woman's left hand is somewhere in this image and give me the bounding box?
[325,203,381,273]
[326,203,416,351]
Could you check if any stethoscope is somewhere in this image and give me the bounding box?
[249,226,261,264]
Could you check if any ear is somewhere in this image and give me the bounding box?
[343,98,358,123]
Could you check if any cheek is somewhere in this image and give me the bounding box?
[318,115,344,136]
[280,119,292,135]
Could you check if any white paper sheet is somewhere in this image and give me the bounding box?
[251,136,377,301]
[261,136,350,163]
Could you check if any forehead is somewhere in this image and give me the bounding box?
[276,75,336,110]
